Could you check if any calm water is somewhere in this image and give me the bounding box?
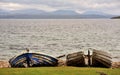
[0,19,120,61]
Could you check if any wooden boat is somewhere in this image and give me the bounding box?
[9,53,58,67]
[92,50,112,68]
[66,51,85,66]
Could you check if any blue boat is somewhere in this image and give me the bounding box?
[9,53,58,67]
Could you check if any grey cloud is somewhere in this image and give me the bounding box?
[0,0,120,15]
[0,0,73,9]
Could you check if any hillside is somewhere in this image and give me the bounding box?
[111,16,120,19]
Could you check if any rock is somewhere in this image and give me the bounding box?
[112,62,120,68]
[57,59,66,66]
[0,61,10,68]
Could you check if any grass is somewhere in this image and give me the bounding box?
[0,67,120,75]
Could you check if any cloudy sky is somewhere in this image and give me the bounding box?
[0,0,120,15]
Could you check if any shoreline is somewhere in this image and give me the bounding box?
[1,58,120,68]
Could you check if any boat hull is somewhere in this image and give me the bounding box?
[9,53,58,67]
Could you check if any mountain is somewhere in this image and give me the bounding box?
[80,10,114,18]
[0,9,79,15]
[82,10,108,15]
[12,9,47,15]
[50,10,79,15]
[0,9,113,19]
[0,9,47,15]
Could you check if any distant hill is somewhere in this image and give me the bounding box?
[0,9,47,15]
[82,10,108,15]
[12,9,46,15]
[111,16,120,19]
[50,10,79,15]
[0,9,114,19]
[80,10,113,18]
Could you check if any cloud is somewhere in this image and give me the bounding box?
[0,2,25,10]
[0,2,57,11]
[0,0,120,15]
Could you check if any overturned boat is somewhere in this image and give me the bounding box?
[9,53,58,67]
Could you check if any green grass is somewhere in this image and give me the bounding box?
[0,67,120,75]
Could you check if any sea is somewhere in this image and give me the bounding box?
[0,19,120,61]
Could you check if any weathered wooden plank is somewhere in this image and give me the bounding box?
[66,51,85,66]
[93,54,112,65]
[67,58,84,66]
[92,50,112,68]
[67,56,83,61]
[93,50,112,58]
[93,54,112,63]
[92,58,111,68]
[93,57,112,67]
[56,55,65,58]
[67,52,83,59]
